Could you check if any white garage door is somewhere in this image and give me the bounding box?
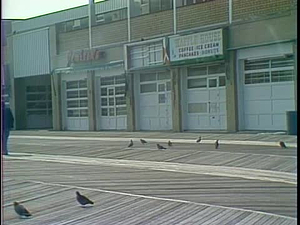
[183,64,227,130]
[62,79,89,130]
[97,75,127,130]
[243,56,295,131]
[139,72,172,130]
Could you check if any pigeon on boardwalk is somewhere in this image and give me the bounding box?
[196,136,202,143]
[157,144,167,150]
[76,191,94,207]
[128,139,133,147]
[215,140,219,149]
[13,202,32,218]
[279,141,287,148]
[168,140,172,147]
[140,139,147,144]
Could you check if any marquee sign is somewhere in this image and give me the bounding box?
[67,48,106,65]
[169,29,223,62]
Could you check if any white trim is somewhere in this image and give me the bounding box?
[125,37,166,47]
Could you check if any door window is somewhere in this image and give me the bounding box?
[100,75,127,117]
[209,78,217,88]
[66,79,88,118]
[244,57,294,85]
[26,85,52,116]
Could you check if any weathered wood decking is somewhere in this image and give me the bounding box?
[3,178,297,225]
[2,137,297,224]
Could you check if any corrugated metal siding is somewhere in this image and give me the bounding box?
[13,28,50,78]
[12,0,127,33]
[95,0,127,13]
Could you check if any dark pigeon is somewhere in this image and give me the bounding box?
[14,202,32,218]
[168,140,172,147]
[215,140,219,149]
[196,136,202,143]
[157,144,167,150]
[76,191,94,206]
[140,139,147,144]
[128,139,133,147]
[279,141,287,148]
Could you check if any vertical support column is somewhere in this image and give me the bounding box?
[225,50,238,132]
[293,41,297,110]
[14,78,27,129]
[224,27,238,132]
[6,36,16,129]
[9,68,16,129]
[171,68,182,132]
[87,71,96,131]
[51,73,62,130]
[126,72,135,131]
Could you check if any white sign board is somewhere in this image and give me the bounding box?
[169,29,223,62]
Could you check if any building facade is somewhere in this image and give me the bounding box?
[3,0,297,132]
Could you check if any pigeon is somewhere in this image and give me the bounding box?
[13,202,32,218]
[215,140,219,149]
[128,139,133,147]
[196,136,202,143]
[76,191,94,207]
[168,140,172,147]
[157,144,167,150]
[140,139,147,144]
[279,141,287,148]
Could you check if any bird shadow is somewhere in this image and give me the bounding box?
[19,216,32,219]
[79,205,94,208]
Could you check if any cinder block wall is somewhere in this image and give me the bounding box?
[57,0,296,52]
[177,0,228,31]
[233,0,296,22]
[58,20,128,53]
[131,10,173,40]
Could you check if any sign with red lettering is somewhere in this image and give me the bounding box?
[67,49,106,65]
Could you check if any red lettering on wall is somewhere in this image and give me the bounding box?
[67,48,106,64]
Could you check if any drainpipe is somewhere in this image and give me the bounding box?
[88,0,93,49]
[127,0,131,42]
[173,0,177,34]
[229,0,232,24]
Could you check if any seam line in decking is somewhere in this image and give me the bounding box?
[26,179,297,221]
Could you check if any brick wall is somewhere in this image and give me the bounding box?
[58,20,128,53]
[131,10,173,40]
[233,0,295,22]
[177,0,228,31]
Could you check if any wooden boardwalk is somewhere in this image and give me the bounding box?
[3,137,297,224]
[3,156,297,224]
[10,138,297,173]
[3,178,297,225]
